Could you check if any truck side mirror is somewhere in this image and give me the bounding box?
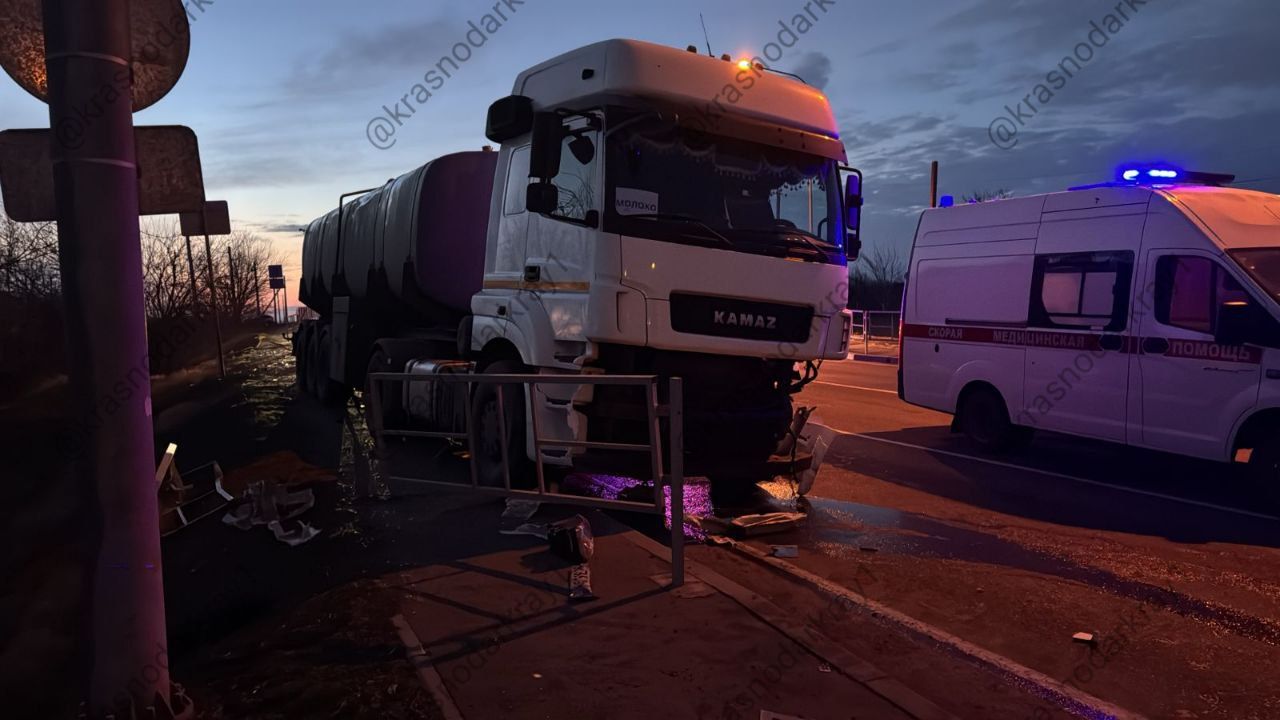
[1216,301,1254,346]
[527,181,559,215]
[528,112,564,181]
[485,95,535,143]
[844,168,864,260]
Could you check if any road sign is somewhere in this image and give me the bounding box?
[269,277,287,290]
[0,0,190,111]
[179,200,231,237]
[268,265,284,278]
[0,125,206,222]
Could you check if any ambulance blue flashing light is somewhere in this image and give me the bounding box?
[1119,165,1182,183]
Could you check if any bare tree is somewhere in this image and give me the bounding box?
[139,217,195,323]
[963,188,1014,203]
[0,207,60,299]
[851,243,909,311]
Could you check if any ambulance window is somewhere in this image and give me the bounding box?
[1155,256,1250,334]
[1030,252,1133,332]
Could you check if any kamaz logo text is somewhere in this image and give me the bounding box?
[714,311,778,330]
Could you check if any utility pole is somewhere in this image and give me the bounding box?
[253,260,262,318]
[226,244,238,324]
[41,0,171,713]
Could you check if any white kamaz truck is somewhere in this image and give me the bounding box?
[294,39,860,487]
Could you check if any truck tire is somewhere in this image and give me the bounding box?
[959,386,1032,453]
[472,359,533,488]
[294,325,311,393]
[363,349,404,434]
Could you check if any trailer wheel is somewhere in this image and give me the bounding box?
[315,329,347,408]
[295,324,312,393]
[958,386,1031,452]
[472,359,533,488]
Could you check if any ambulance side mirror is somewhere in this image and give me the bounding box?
[843,168,863,260]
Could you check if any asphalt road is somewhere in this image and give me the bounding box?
[765,359,1280,720]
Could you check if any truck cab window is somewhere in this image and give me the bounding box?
[550,119,598,223]
[503,146,531,216]
[1029,251,1133,331]
[1156,256,1251,334]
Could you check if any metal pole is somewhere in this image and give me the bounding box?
[202,231,225,377]
[930,160,940,209]
[669,377,684,588]
[41,0,174,713]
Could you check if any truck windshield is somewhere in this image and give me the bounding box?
[1231,248,1280,302]
[604,118,843,264]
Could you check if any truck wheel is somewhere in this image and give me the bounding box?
[959,387,1030,452]
[363,350,404,434]
[472,359,533,488]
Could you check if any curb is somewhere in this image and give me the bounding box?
[720,540,1145,720]
[851,353,899,365]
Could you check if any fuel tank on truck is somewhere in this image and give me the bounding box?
[300,150,498,320]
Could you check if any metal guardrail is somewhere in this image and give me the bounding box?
[850,310,902,355]
[366,372,685,587]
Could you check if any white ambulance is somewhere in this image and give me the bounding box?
[899,167,1280,484]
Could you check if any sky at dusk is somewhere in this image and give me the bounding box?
[3,0,1278,307]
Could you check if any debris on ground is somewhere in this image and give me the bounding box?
[568,564,596,602]
[795,434,830,496]
[770,545,799,558]
[498,498,542,534]
[268,520,321,546]
[221,479,321,545]
[1072,632,1098,645]
[686,512,805,538]
[548,514,595,563]
[222,480,315,530]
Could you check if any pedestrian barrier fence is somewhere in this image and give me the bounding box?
[365,371,685,587]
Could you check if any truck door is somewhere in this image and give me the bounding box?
[520,114,601,350]
[1134,251,1264,459]
[493,145,532,277]
[1021,248,1136,441]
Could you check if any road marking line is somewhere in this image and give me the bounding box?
[814,380,899,396]
[824,426,1280,523]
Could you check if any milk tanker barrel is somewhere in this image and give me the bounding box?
[300,151,499,322]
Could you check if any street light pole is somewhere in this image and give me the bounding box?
[41,0,175,714]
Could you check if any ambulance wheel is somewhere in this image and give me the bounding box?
[473,358,534,488]
[1249,433,1280,505]
[959,386,1030,452]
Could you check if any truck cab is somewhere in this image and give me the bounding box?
[472,40,857,482]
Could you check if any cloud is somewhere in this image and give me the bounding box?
[788,51,833,90]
